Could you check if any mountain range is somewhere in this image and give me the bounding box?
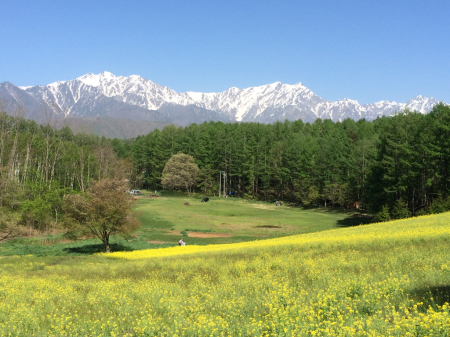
[0,71,446,138]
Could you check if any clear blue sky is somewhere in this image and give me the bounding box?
[1,0,449,104]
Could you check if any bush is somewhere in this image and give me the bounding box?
[414,209,428,217]
[20,199,53,230]
[390,199,410,220]
[374,205,390,222]
[429,194,449,214]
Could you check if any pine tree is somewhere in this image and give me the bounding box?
[429,194,449,214]
[374,205,390,222]
[390,198,409,220]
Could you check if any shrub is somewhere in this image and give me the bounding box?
[391,199,410,220]
[414,209,428,217]
[374,204,390,222]
[20,199,53,230]
[429,194,449,214]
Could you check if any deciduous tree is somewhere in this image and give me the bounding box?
[63,178,140,253]
[161,153,199,193]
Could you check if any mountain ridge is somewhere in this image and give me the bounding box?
[0,71,443,132]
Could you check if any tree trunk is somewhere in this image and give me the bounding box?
[22,142,31,185]
[79,153,85,192]
[104,238,110,253]
[49,139,62,188]
[7,130,19,179]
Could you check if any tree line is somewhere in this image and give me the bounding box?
[2,102,450,234]
[0,112,136,234]
[118,103,450,219]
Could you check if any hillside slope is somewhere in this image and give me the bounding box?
[56,116,174,138]
[110,212,450,260]
[1,213,450,335]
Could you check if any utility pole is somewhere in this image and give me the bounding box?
[219,171,226,197]
[223,172,227,197]
[219,171,224,197]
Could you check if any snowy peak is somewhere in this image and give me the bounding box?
[405,95,439,114]
[16,71,447,125]
[76,72,108,87]
[77,71,118,83]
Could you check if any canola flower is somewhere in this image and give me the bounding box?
[108,212,450,260]
[0,213,450,336]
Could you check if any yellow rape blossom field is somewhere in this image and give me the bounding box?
[1,213,450,336]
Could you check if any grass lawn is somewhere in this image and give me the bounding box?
[0,192,372,256]
[134,193,371,245]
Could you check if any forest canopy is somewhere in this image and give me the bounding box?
[1,102,450,237]
[0,112,137,234]
[119,102,450,216]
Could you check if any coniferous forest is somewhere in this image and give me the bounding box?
[1,103,450,234]
[118,103,450,218]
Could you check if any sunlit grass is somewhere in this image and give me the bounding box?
[132,194,371,245]
[0,195,369,256]
[109,212,450,260]
[1,213,450,335]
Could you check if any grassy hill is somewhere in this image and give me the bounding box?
[1,206,450,335]
[0,194,370,257]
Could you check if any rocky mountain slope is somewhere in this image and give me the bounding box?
[0,71,445,133]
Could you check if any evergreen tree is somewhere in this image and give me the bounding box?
[104,105,450,217]
[374,205,390,222]
[429,194,449,214]
[390,198,410,220]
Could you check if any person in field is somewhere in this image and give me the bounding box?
[179,239,186,246]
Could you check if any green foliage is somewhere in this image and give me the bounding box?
[414,209,428,217]
[63,178,140,253]
[429,194,449,214]
[161,153,199,193]
[0,112,134,235]
[323,183,353,207]
[20,198,52,230]
[294,179,320,205]
[374,205,390,222]
[0,210,20,242]
[391,199,410,220]
[122,104,450,217]
[0,179,25,211]
[3,102,450,228]
[0,195,374,257]
[197,167,218,195]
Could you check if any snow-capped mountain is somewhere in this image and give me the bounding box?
[5,71,446,125]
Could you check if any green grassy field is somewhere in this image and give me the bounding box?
[1,212,449,336]
[0,193,371,256]
[133,193,371,244]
